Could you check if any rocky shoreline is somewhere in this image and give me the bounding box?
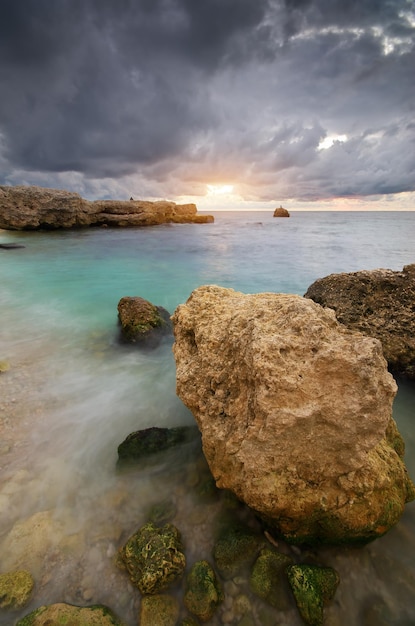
[1,266,415,625]
[0,185,214,230]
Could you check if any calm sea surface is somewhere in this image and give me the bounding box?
[0,211,414,625]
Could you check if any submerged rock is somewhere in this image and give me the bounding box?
[287,564,340,626]
[305,264,415,379]
[117,522,186,594]
[184,560,224,622]
[117,296,172,347]
[212,522,265,579]
[0,570,34,609]
[0,184,213,230]
[250,548,293,610]
[0,360,10,373]
[0,242,26,249]
[172,285,415,545]
[16,602,126,625]
[140,594,180,626]
[117,425,199,465]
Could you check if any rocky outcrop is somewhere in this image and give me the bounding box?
[172,285,415,545]
[304,264,415,379]
[0,185,214,230]
[273,206,290,217]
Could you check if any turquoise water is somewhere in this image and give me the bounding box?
[0,211,414,625]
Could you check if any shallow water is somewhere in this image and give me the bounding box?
[0,211,414,625]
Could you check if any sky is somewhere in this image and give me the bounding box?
[0,0,414,211]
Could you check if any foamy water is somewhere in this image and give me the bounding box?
[1,211,415,625]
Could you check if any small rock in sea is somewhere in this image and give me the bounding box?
[287,563,340,626]
[116,425,200,467]
[273,206,290,217]
[250,547,293,610]
[117,522,186,595]
[140,594,180,626]
[0,570,34,609]
[212,522,265,580]
[184,560,224,622]
[16,602,126,625]
[117,296,172,348]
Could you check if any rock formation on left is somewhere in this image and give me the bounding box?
[172,285,415,545]
[0,185,214,230]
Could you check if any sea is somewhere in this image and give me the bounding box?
[0,210,414,625]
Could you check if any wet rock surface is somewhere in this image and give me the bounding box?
[0,570,34,609]
[15,602,126,625]
[117,425,200,466]
[305,264,415,379]
[117,522,186,595]
[172,285,415,544]
[117,296,172,347]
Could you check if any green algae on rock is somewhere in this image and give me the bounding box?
[140,594,180,626]
[117,521,186,594]
[184,560,224,622]
[0,570,34,609]
[250,548,294,610]
[179,618,200,626]
[286,564,340,626]
[0,360,10,373]
[117,296,172,347]
[16,602,126,625]
[213,522,265,579]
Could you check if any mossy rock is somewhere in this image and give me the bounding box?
[0,570,34,609]
[16,602,126,625]
[179,618,200,626]
[118,522,186,594]
[140,594,180,626]
[250,547,293,610]
[0,360,10,373]
[184,560,224,622]
[148,499,177,525]
[117,425,199,466]
[213,522,265,579]
[117,296,172,347]
[286,564,340,626]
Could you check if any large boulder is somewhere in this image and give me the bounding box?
[0,185,213,230]
[304,264,415,379]
[172,285,415,545]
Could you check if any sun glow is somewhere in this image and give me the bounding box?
[206,184,234,195]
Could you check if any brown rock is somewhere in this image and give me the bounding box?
[304,264,415,379]
[172,285,415,545]
[0,185,213,230]
[273,206,290,217]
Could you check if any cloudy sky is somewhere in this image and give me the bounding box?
[0,0,414,210]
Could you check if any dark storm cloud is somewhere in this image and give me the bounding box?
[0,0,414,202]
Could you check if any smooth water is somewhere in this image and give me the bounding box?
[0,211,414,625]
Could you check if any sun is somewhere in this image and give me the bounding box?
[206,184,234,196]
